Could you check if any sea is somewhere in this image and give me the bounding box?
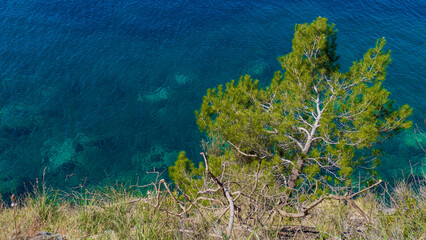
[0,0,425,196]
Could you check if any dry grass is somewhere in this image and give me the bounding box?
[0,175,424,240]
[302,176,426,240]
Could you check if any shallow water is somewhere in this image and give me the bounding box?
[0,0,425,195]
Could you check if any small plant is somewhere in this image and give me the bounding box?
[25,171,60,229]
[11,194,18,237]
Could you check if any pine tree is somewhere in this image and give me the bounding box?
[170,17,412,219]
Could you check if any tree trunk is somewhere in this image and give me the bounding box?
[286,156,305,199]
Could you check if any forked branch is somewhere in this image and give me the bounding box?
[277,180,383,219]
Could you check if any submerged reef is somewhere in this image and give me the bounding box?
[131,145,178,183]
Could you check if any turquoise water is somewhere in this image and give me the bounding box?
[0,0,424,196]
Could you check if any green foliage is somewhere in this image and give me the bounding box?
[169,152,205,197]
[190,16,412,192]
[28,179,59,223]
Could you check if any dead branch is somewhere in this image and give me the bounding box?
[277,180,383,218]
[249,160,262,198]
[227,141,258,158]
[224,188,235,238]
[201,152,235,239]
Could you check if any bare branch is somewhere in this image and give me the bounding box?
[201,152,236,238]
[298,127,311,137]
[225,189,235,238]
[249,160,262,197]
[283,134,304,150]
[227,141,258,158]
[277,180,383,218]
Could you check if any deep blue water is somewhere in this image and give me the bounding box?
[0,0,425,195]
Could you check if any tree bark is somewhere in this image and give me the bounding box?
[286,156,305,199]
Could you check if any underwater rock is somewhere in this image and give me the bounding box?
[0,174,23,197]
[174,73,190,85]
[378,130,426,179]
[138,87,169,102]
[131,145,178,176]
[0,103,42,132]
[41,138,79,174]
[40,133,104,180]
[248,61,269,76]
[402,130,426,149]
[0,126,32,139]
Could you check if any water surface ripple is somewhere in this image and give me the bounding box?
[0,0,424,195]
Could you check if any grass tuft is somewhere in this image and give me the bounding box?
[0,174,424,239]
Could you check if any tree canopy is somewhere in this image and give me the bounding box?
[170,17,412,218]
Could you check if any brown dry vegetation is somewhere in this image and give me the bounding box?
[0,173,424,240]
